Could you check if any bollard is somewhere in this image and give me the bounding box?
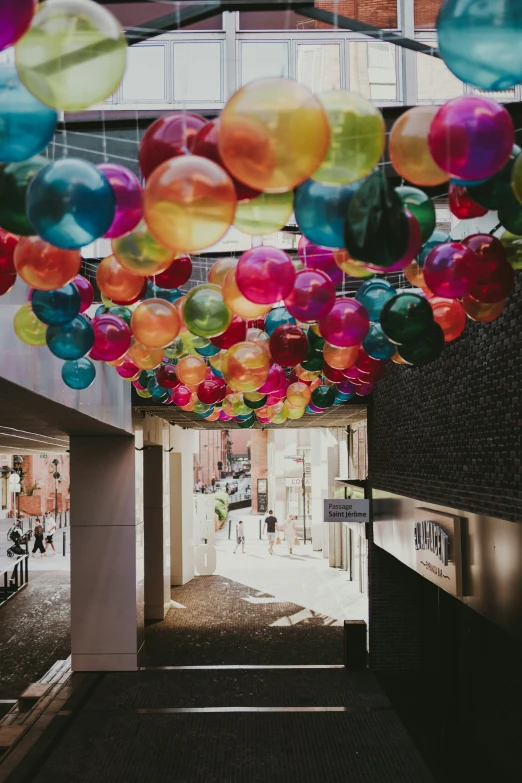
[259,519,262,539]
[63,530,66,557]
[228,518,232,540]
[343,620,367,670]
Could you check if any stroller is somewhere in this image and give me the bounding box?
[6,520,31,558]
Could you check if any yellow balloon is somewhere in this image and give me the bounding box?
[286,381,312,408]
[222,341,270,392]
[210,350,225,374]
[14,303,47,346]
[208,257,238,287]
[286,404,305,420]
[295,364,320,382]
[112,222,175,277]
[234,191,293,235]
[136,388,152,398]
[271,407,288,424]
[222,268,271,319]
[244,391,266,402]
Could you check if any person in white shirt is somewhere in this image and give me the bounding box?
[233,520,245,554]
[45,512,57,555]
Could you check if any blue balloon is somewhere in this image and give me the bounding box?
[418,229,451,267]
[27,158,115,249]
[143,281,182,303]
[197,407,216,419]
[305,405,318,415]
[32,283,81,326]
[265,306,296,336]
[61,358,96,390]
[438,0,522,92]
[95,305,107,317]
[363,323,396,360]
[147,377,169,402]
[211,367,224,379]
[355,280,395,322]
[450,177,488,187]
[46,315,94,360]
[0,64,57,163]
[195,342,220,357]
[294,179,359,248]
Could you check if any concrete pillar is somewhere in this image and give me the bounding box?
[144,444,171,620]
[169,425,197,586]
[69,433,144,671]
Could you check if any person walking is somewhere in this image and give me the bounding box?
[32,516,46,557]
[284,514,297,556]
[263,510,278,555]
[233,520,245,554]
[45,512,57,555]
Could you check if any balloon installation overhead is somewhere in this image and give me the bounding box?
[0,0,518,417]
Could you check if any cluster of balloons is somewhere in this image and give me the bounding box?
[0,0,519,415]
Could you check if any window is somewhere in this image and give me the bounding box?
[239,2,398,30]
[349,42,397,101]
[415,0,444,29]
[110,2,222,31]
[173,42,222,101]
[121,44,167,102]
[416,50,464,101]
[297,44,341,93]
[240,42,289,85]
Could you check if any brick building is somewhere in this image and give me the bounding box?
[195,430,228,488]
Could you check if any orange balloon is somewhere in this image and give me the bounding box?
[176,355,207,386]
[286,381,311,408]
[295,364,321,382]
[205,408,220,421]
[222,341,270,392]
[310,377,322,391]
[127,341,164,370]
[429,297,467,342]
[14,236,80,291]
[97,255,145,303]
[112,221,175,277]
[222,267,271,319]
[131,299,181,349]
[180,392,198,411]
[323,342,359,369]
[219,78,331,193]
[209,257,238,287]
[107,355,126,367]
[389,106,449,187]
[404,261,433,295]
[143,156,237,252]
[391,352,409,365]
[462,295,506,323]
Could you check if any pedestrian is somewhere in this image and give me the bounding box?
[32,516,46,557]
[233,519,245,554]
[45,512,56,555]
[263,510,278,555]
[284,514,297,556]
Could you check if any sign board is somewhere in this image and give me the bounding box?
[285,477,312,487]
[257,478,268,514]
[8,473,20,493]
[414,507,462,597]
[323,499,370,523]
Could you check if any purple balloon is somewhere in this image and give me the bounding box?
[318,298,369,348]
[97,163,143,239]
[297,237,343,287]
[356,382,374,397]
[258,363,286,394]
[284,269,336,323]
[337,380,357,395]
[0,0,35,51]
[219,409,232,421]
[308,402,324,413]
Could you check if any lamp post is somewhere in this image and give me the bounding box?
[52,458,60,524]
[284,455,307,545]
[13,455,23,522]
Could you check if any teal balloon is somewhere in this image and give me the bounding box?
[265,307,296,336]
[107,305,132,326]
[363,323,396,360]
[418,229,451,267]
[0,64,57,162]
[143,281,182,303]
[139,370,155,387]
[46,315,94,360]
[147,378,169,402]
[395,185,435,244]
[397,324,445,366]
[95,305,107,317]
[32,283,81,326]
[380,293,434,345]
[437,1,522,92]
[27,158,115,249]
[294,179,359,248]
[0,155,48,235]
[355,279,395,322]
[195,341,220,357]
[197,406,216,419]
[466,146,520,209]
[61,358,96,390]
[311,384,336,409]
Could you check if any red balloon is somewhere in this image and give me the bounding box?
[0,229,18,275]
[448,184,488,220]
[0,272,16,295]
[209,315,246,349]
[156,364,180,390]
[247,317,266,330]
[423,242,478,299]
[322,362,346,383]
[171,385,192,406]
[152,255,192,290]
[355,349,386,377]
[462,234,515,303]
[89,315,132,362]
[139,113,207,179]
[197,378,227,404]
[269,325,308,367]
[117,359,139,379]
[73,275,94,313]
[192,119,261,202]
[284,269,335,322]
[429,297,466,342]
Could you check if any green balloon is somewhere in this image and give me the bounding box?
[193,401,211,414]
[301,348,323,372]
[499,230,522,270]
[138,370,155,388]
[107,305,132,326]
[398,324,444,366]
[164,336,185,359]
[307,328,325,351]
[498,187,522,235]
[380,293,434,345]
[238,415,255,429]
[0,156,48,235]
[311,384,336,409]
[183,284,232,339]
[466,145,521,209]
[244,395,267,410]
[232,399,251,416]
[395,185,436,244]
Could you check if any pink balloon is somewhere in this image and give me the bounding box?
[236,246,296,305]
[318,298,369,348]
[0,0,36,50]
[423,242,479,298]
[284,268,335,322]
[258,363,286,394]
[298,236,343,286]
[73,275,94,313]
[219,409,232,421]
[89,315,131,362]
[364,210,422,273]
[171,385,192,406]
[97,163,143,239]
[117,359,139,379]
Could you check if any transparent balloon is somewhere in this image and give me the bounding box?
[0,64,57,163]
[112,221,176,277]
[183,284,232,339]
[14,237,81,291]
[131,299,181,349]
[222,341,271,392]
[61,357,96,390]
[14,302,46,346]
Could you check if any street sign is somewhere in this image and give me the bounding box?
[323,499,370,523]
[257,478,267,513]
[285,477,312,487]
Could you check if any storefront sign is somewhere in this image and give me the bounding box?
[257,478,267,514]
[323,499,370,523]
[285,476,312,487]
[414,508,462,596]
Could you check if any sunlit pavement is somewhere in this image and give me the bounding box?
[0,516,70,572]
[214,507,368,625]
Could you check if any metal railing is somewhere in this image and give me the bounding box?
[1,555,29,608]
[15,509,70,532]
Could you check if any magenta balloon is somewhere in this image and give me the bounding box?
[284,268,336,322]
[308,402,324,413]
[97,163,143,239]
[318,298,369,348]
[89,315,132,362]
[427,96,514,181]
[133,380,146,390]
[73,275,94,313]
[356,382,374,397]
[364,211,422,273]
[219,409,232,421]
[258,363,286,394]
[423,242,479,298]
[298,236,343,286]
[0,0,35,50]
[116,359,139,379]
[171,385,192,406]
[236,246,296,305]
[337,380,357,395]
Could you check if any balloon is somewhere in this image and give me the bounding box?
[245,327,270,355]
[0,0,36,50]
[395,186,436,244]
[14,302,46,346]
[497,188,522,235]
[258,363,286,394]
[144,156,236,252]
[153,255,192,289]
[0,156,47,235]
[0,272,16,295]
[244,394,268,410]
[286,382,312,408]
[311,385,335,409]
[128,342,163,370]
[234,191,293,235]
[333,249,374,279]
[389,106,449,187]
[135,387,152,399]
[323,342,358,369]
[143,281,181,304]
[318,298,369,348]
[363,323,396,360]
[298,238,343,286]
[500,230,522,270]
[269,325,308,367]
[222,267,272,319]
[208,315,246,350]
[195,341,220,358]
[423,242,479,298]
[237,414,256,428]
[27,159,115,249]
[96,255,145,304]
[322,363,347,384]
[112,221,175,277]
[222,341,270,392]
[96,163,143,239]
[73,276,94,314]
[90,314,131,362]
[264,307,295,337]
[437,0,522,92]
[428,97,514,181]
[236,246,296,305]
[219,77,330,192]
[404,262,432,295]
[116,359,139,381]
[208,257,237,288]
[197,378,227,405]
[183,284,232,339]
[176,355,207,386]
[131,299,181,349]
[429,297,467,343]
[313,90,384,184]
[0,64,56,163]
[510,150,522,204]
[193,401,211,415]
[139,113,206,179]
[448,184,488,220]
[15,0,127,111]
[46,315,94,360]
[418,229,451,268]
[380,293,434,345]
[286,405,305,420]
[61,358,96,390]
[170,385,191,407]
[294,179,358,248]
[32,283,81,326]
[0,228,17,276]
[355,279,395,322]
[397,323,445,366]
[14,236,81,291]
[462,295,506,323]
[219,409,232,421]
[466,144,520,210]
[284,269,335,323]
[364,210,422,274]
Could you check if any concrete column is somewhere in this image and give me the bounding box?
[69,433,144,671]
[144,443,171,620]
[169,425,197,586]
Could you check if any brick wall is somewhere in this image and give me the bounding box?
[250,430,268,513]
[414,0,443,29]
